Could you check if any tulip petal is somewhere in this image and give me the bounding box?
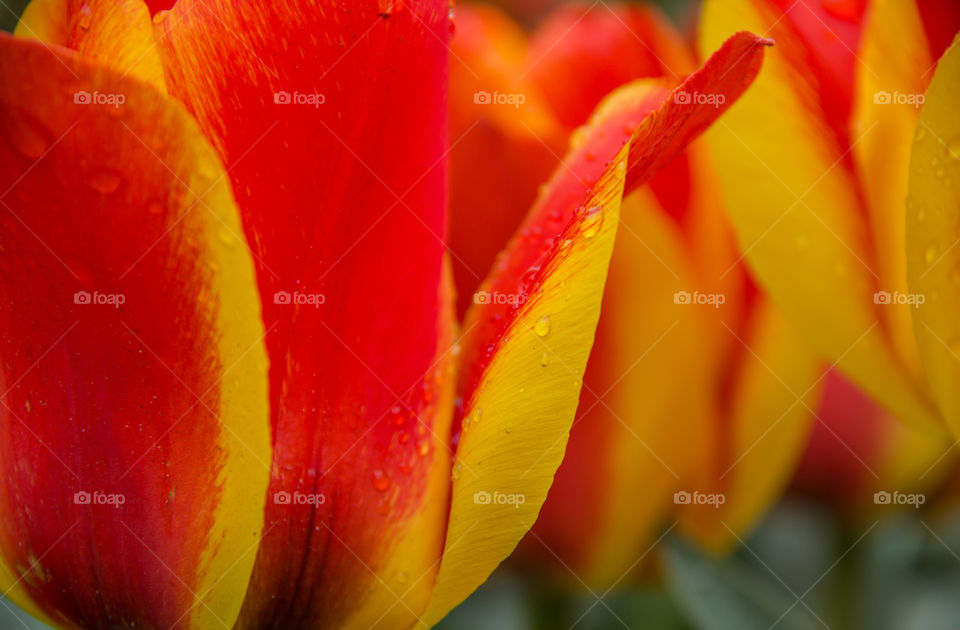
[700,0,941,429]
[526,2,695,128]
[145,2,456,628]
[422,32,773,623]
[528,186,714,585]
[906,34,960,436]
[678,297,821,550]
[0,35,270,629]
[448,4,565,316]
[851,0,931,391]
[16,0,166,92]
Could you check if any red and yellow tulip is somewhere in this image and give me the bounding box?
[448,2,824,587]
[700,0,960,441]
[0,0,770,627]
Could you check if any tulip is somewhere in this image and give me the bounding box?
[699,0,960,443]
[0,0,770,627]
[449,2,819,588]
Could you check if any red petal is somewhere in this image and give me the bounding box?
[0,35,271,629]
[152,1,455,627]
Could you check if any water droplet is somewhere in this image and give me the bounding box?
[534,315,551,337]
[417,441,429,457]
[397,571,409,584]
[581,206,603,238]
[452,462,462,481]
[925,243,939,264]
[372,469,390,491]
[217,228,236,247]
[77,4,93,31]
[540,353,550,367]
[87,168,123,194]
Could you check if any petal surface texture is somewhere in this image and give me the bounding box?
[906,34,960,437]
[422,32,773,624]
[0,34,271,630]
[151,1,455,628]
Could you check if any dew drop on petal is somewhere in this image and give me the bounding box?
[581,206,603,238]
[372,469,390,491]
[534,315,551,337]
[87,168,123,194]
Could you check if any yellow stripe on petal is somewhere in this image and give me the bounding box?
[906,34,960,437]
[420,149,626,629]
[852,0,931,384]
[187,139,272,630]
[17,0,166,93]
[699,0,940,430]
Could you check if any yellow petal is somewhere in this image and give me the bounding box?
[699,0,940,430]
[678,297,821,550]
[17,0,166,93]
[851,0,931,385]
[906,33,960,436]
